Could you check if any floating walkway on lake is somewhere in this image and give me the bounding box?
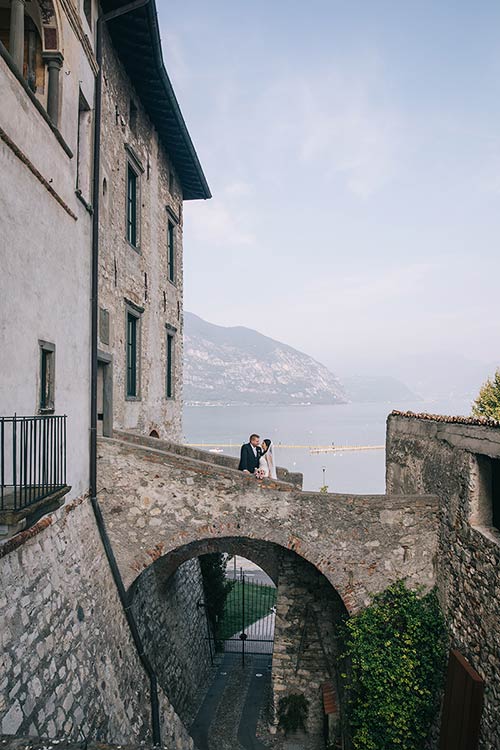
[186,443,385,453]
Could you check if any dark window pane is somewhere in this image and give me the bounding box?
[166,334,173,398]
[127,313,137,396]
[127,165,137,246]
[168,221,175,282]
[40,348,54,410]
[84,0,92,27]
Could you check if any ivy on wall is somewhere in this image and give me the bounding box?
[339,580,447,750]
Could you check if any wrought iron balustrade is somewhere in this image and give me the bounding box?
[0,414,67,512]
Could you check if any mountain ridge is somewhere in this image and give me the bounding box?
[183,312,347,406]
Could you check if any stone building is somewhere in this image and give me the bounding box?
[1,1,210,746]
[386,411,500,749]
[0,0,97,514]
[96,3,210,441]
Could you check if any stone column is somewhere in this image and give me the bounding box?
[43,52,63,125]
[9,0,25,71]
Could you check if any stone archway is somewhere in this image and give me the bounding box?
[127,537,348,747]
[97,434,438,614]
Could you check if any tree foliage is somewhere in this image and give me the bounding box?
[472,369,500,420]
[199,553,234,629]
[339,581,447,750]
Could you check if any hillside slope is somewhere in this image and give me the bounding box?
[184,312,347,406]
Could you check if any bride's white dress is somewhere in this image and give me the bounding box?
[259,446,277,479]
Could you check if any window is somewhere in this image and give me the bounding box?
[166,332,174,399]
[168,170,174,194]
[83,0,92,29]
[167,220,175,283]
[76,89,92,198]
[126,312,139,397]
[127,163,138,247]
[472,455,500,534]
[39,341,55,412]
[129,99,138,133]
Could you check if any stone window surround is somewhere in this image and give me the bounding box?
[165,323,177,400]
[125,144,144,253]
[166,205,179,287]
[469,452,500,546]
[124,299,143,401]
[38,339,55,414]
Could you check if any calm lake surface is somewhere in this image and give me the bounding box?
[183,398,472,494]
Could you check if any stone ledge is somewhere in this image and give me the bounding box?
[99,435,299,492]
[111,429,303,488]
[391,410,500,428]
[0,486,71,540]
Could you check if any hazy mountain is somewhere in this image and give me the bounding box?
[341,375,422,404]
[183,312,347,405]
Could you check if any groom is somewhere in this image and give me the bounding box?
[238,433,262,474]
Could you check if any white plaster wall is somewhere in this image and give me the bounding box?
[0,3,95,499]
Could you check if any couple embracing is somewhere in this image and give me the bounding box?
[238,433,277,479]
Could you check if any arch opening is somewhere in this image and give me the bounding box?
[128,537,348,748]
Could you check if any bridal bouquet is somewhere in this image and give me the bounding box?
[254,468,266,480]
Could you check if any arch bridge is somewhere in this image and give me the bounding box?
[97,431,438,613]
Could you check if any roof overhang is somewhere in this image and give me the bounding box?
[101,0,211,201]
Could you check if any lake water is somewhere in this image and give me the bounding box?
[183,398,472,494]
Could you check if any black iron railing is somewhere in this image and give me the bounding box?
[0,415,67,512]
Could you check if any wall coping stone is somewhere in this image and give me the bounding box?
[391,409,500,428]
[110,429,303,487]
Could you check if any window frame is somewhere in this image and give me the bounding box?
[38,340,55,414]
[166,206,179,285]
[126,161,139,249]
[125,146,144,251]
[165,325,176,400]
[125,302,143,400]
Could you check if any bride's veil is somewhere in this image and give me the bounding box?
[267,441,277,479]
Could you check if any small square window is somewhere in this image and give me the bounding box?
[39,341,55,412]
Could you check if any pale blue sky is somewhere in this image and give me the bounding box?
[158,1,500,379]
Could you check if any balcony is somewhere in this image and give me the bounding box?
[0,415,70,537]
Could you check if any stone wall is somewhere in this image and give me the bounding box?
[98,28,184,441]
[272,549,345,748]
[97,433,439,612]
[0,0,96,501]
[386,413,500,750]
[0,497,194,750]
[130,558,212,725]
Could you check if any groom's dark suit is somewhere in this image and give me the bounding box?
[238,443,262,473]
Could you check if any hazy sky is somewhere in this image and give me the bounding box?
[158,1,500,376]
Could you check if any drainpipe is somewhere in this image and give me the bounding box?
[89,2,161,745]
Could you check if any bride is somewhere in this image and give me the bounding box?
[259,439,277,479]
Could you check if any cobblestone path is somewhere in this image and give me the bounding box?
[190,652,272,750]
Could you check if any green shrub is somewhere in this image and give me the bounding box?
[277,693,309,735]
[339,580,447,750]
